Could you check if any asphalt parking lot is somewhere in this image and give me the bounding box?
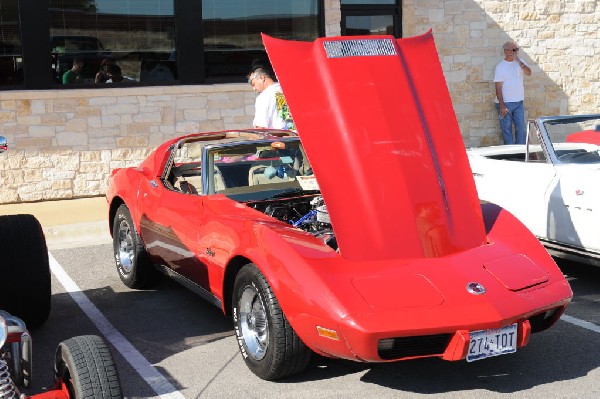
[19,241,600,399]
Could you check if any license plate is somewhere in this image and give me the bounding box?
[467,323,517,362]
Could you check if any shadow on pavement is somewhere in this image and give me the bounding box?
[30,245,600,397]
[26,278,233,398]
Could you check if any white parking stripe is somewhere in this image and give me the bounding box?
[560,314,600,334]
[49,252,186,399]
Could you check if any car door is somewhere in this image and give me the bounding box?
[551,165,600,252]
[137,142,212,292]
[138,178,211,286]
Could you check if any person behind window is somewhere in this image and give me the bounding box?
[248,61,295,131]
[95,58,113,83]
[62,59,84,84]
[105,64,123,83]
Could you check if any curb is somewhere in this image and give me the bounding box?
[44,220,112,250]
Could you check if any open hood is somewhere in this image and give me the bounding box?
[263,32,486,261]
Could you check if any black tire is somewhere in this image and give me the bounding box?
[55,335,123,399]
[233,264,311,380]
[112,204,159,288]
[0,214,51,328]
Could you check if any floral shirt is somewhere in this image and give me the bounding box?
[253,83,296,131]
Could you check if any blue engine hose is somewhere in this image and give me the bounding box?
[291,209,317,227]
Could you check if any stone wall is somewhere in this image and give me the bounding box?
[0,0,598,204]
[403,0,599,146]
[325,0,342,36]
[0,85,255,203]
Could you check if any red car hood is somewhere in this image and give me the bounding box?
[263,32,486,261]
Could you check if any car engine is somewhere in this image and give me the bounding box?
[248,195,337,250]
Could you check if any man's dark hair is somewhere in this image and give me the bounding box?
[107,64,121,75]
[249,57,277,81]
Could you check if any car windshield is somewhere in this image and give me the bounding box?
[205,140,317,201]
[542,115,600,164]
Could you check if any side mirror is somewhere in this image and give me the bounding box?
[0,136,7,153]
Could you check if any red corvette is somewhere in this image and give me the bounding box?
[106,32,572,380]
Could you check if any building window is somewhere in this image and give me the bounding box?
[0,0,23,86]
[3,1,322,90]
[202,0,320,80]
[49,0,176,85]
[340,0,401,37]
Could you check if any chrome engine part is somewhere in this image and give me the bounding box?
[0,311,30,399]
[0,359,19,399]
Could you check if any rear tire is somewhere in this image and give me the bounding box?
[112,204,159,288]
[0,214,51,328]
[55,335,123,399]
[233,264,311,380]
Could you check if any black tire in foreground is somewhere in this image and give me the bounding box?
[112,204,160,289]
[0,214,51,328]
[55,335,123,399]
[233,263,311,380]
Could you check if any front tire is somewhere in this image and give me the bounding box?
[233,264,311,380]
[112,204,159,288]
[55,335,123,399]
[0,214,51,328]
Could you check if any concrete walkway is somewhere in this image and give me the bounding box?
[0,196,111,249]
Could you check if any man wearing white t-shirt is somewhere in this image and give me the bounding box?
[248,64,295,131]
[494,41,532,144]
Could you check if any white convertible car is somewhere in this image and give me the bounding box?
[468,114,600,265]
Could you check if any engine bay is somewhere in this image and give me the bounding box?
[247,195,337,250]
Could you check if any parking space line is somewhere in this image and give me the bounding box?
[561,314,600,334]
[49,252,186,399]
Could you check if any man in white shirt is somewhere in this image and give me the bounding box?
[494,41,532,144]
[248,64,295,131]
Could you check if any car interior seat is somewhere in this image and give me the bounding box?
[214,166,226,192]
[178,179,195,194]
[178,176,202,194]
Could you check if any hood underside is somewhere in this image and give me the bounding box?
[263,32,486,261]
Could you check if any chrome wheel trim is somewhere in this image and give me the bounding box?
[239,286,269,361]
[117,219,134,273]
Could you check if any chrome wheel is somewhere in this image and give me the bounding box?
[233,264,311,380]
[117,219,134,274]
[113,204,159,289]
[239,286,269,361]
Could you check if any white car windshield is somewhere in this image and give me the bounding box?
[543,115,600,164]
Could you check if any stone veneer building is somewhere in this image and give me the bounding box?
[0,0,598,204]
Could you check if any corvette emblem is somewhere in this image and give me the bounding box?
[466,282,486,295]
